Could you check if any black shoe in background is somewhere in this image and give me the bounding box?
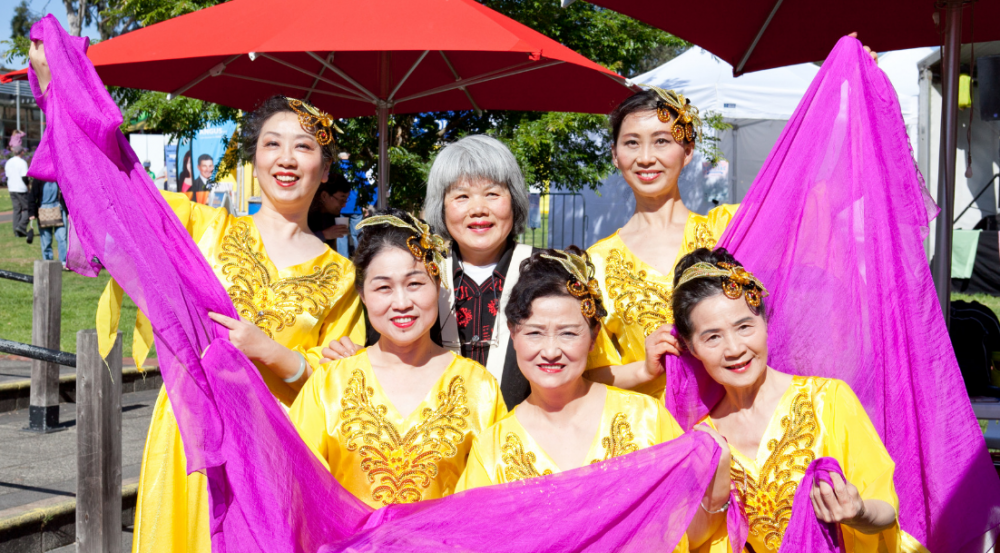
[26,228,34,244]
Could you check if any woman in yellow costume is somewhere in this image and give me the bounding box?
[455,247,732,549]
[670,247,904,552]
[585,87,738,399]
[105,96,367,552]
[289,209,506,508]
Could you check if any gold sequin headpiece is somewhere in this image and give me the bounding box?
[643,86,701,143]
[676,262,769,309]
[356,213,450,285]
[286,98,341,146]
[540,250,604,319]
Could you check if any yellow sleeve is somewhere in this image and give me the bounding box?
[490,376,508,425]
[97,191,221,362]
[707,204,739,240]
[295,283,365,372]
[454,438,495,493]
[655,402,686,444]
[824,379,902,552]
[587,322,623,369]
[288,367,332,471]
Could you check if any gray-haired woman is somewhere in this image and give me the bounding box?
[324,135,535,409]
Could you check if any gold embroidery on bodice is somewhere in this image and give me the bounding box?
[339,369,471,506]
[500,432,552,483]
[591,413,639,463]
[731,389,817,550]
[686,221,718,251]
[604,249,673,335]
[218,220,342,338]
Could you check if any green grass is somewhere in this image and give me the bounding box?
[952,292,1000,320]
[517,215,550,248]
[0,189,11,213]
[0,220,147,357]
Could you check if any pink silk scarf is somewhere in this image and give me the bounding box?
[663,36,1000,552]
[28,14,1000,551]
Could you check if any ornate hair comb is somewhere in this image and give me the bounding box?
[356,213,450,285]
[676,261,769,309]
[286,98,341,146]
[641,86,701,143]
[539,250,604,319]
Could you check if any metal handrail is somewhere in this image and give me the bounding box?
[0,269,33,284]
[0,338,77,367]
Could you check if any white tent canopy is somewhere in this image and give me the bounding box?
[573,48,820,247]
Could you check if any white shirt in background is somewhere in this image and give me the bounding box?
[4,156,28,193]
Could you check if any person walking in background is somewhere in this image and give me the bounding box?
[29,178,68,268]
[5,131,31,238]
[307,169,351,256]
[143,160,155,181]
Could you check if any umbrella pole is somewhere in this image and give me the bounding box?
[932,2,965,328]
[377,102,389,211]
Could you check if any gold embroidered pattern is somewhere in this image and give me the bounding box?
[500,432,552,483]
[340,369,470,506]
[731,387,817,550]
[218,220,343,338]
[591,413,639,463]
[686,221,718,251]
[604,249,673,334]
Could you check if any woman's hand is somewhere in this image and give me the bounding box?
[810,472,897,533]
[641,324,682,381]
[848,32,878,65]
[321,336,361,363]
[28,39,52,95]
[208,312,279,363]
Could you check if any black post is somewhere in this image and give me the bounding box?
[932,2,965,328]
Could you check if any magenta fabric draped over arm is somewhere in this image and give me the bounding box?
[663,37,1000,552]
[28,15,720,552]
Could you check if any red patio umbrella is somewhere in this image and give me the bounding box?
[1,68,28,83]
[85,0,637,208]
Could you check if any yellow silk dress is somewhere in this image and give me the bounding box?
[115,191,365,553]
[289,349,507,509]
[586,205,738,399]
[454,385,689,551]
[695,376,926,553]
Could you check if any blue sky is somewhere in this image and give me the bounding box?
[1,0,100,69]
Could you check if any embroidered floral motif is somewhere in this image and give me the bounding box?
[591,413,640,463]
[500,432,552,483]
[218,220,342,338]
[731,387,817,550]
[686,221,718,252]
[604,249,673,335]
[488,299,498,317]
[340,369,471,506]
[456,307,472,328]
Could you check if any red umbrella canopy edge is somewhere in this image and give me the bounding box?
[562,0,1000,75]
[1,68,29,83]
[86,0,638,118]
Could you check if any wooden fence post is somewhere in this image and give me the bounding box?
[76,329,122,553]
[28,259,62,432]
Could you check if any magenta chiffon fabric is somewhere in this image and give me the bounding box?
[663,37,1000,551]
[27,15,720,552]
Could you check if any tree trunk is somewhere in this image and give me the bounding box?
[63,0,88,36]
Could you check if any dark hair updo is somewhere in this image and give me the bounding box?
[241,95,336,166]
[609,89,696,146]
[352,208,441,291]
[671,247,768,341]
[505,246,608,332]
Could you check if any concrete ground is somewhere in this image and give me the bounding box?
[0,387,156,513]
[0,358,73,386]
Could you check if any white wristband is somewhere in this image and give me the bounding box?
[283,352,307,383]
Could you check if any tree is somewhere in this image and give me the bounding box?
[10,0,38,39]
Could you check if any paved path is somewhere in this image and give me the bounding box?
[0,358,73,385]
[0,211,11,224]
[0,388,156,512]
